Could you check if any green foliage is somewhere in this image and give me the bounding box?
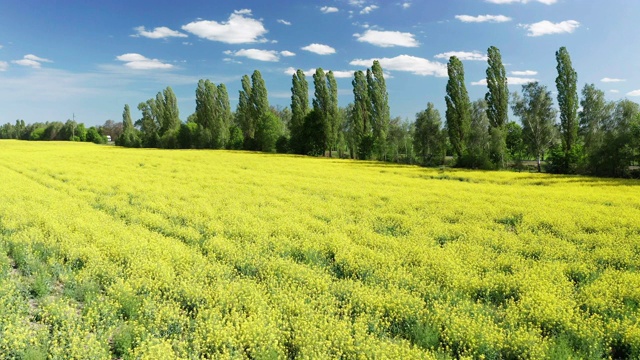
[86,127,106,144]
[555,47,579,170]
[368,61,390,159]
[111,324,136,358]
[351,70,371,159]
[485,46,509,168]
[414,103,444,165]
[256,112,283,152]
[445,56,472,160]
[227,125,244,150]
[290,69,309,154]
[511,82,557,171]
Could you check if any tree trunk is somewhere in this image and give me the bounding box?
[537,154,541,172]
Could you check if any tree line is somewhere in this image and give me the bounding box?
[1,49,639,178]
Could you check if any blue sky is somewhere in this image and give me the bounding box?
[0,0,638,126]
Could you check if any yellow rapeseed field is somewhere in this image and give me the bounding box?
[0,140,639,359]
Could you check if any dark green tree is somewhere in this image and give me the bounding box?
[485,46,508,167]
[237,75,254,147]
[312,68,330,155]
[351,70,372,159]
[368,61,390,159]
[445,56,472,160]
[555,46,579,171]
[290,69,309,154]
[326,71,340,157]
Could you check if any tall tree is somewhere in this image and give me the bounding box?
[137,99,159,147]
[485,46,509,167]
[445,56,472,159]
[352,70,371,159]
[466,99,492,168]
[368,60,390,159]
[555,46,579,169]
[195,79,215,147]
[290,69,309,154]
[216,83,232,148]
[161,86,180,135]
[249,70,271,151]
[237,74,253,143]
[326,71,340,157]
[312,68,329,155]
[512,82,557,172]
[122,104,133,132]
[413,102,443,165]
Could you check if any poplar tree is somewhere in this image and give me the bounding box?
[122,104,133,131]
[352,70,371,159]
[216,83,232,148]
[237,75,253,143]
[290,69,309,154]
[313,68,329,155]
[555,46,579,170]
[326,71,340,157]
[368,60,390,159]
[445,56,472,159]
[485,46,508,167]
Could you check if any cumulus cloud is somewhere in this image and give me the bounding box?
[401,2,411,9]
[301,43,336,55]
[455,14,512,23]
[116,53,173,70]
[350,55,447,77]
[0,61,8,71]
[277,19,291,25]
[354,30,419,47]
[511,70,537,76]
[486,0,557,4]
[280,50,296,57]
[320,6,339,13]
[520,20,580,36]
[627,90,640,97]
[225,49,283,62]
[601,77,625,83]
[471,77,537,86]
[434,51,487,61]
[12,54,53,68]
[360,5,379,14]
[132,26,187,39]
[182,9,268,44]
[284,67,353,78]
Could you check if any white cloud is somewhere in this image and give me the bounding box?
[280,50,296,57]
[225,49,280,62]
[349,0,366,6]
[471,77,537,86]
[434,51,487,61]
[609,90,619,93]
[401,2,411,9]
[284,67,353,78]
[360,5,379,14]
[455,14,512,23]
[486,0,557,4]
[12,54,53,68]
[354,30,419,47]
[277,19,292,25]
[301,43,336,55]
[223,58,242,64]
[627,90,640,97]
[132,26,187,39]
[350,55,448,77]
[511,70,537,76]
[116,53,173,70]
[601,77,625,83]
[182,9,268,44]
[520,20,580,36]
[0,61,8,71]
[320,6,339,13]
